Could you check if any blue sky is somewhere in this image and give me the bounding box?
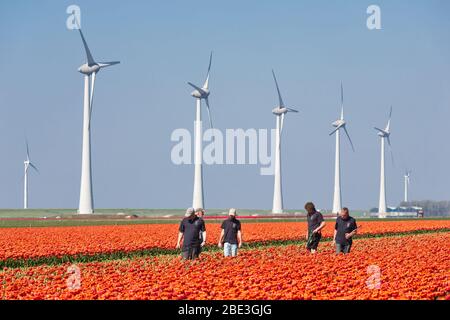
[0,0,449,210]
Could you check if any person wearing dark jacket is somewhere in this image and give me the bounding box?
[176,211,206,260]
[305,202,326,253]
[333,207,358,254]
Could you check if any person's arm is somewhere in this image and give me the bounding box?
[345,221,358,239]
[332,229,337,245]
[201,231,206,247]
[176,232,183,249]
[313,220,326,233]
[237,230,243,248]
[200,220,207,247]
[218,229,224,247]
[345,229,357,239]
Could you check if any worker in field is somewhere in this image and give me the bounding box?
[305,202,326,254]
[196,208,205,219]
[218,208,243,257]
[176,208,206,260]
[333,207,358,254]
[185,207,195,217]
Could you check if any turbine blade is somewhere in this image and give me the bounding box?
[386,106,392,132]
[386,135,392,147]
[340,83,344,120]
[390,148,395,167]
[207,51,213,74]
[77,26,95,66]
[329,127,339,136]
[203,51,212,89]
[29,163,39,173]
[272,70,285,108]
[88,72,96,130]
[280,113,285,134]
[343,126,355,152]
[25,139,30,161]
[374,127,386,134]
[286,107,299,113]
[387,136,395,166]
[205,98,213,129]
[98,61,120,68]
[188,82,204,93]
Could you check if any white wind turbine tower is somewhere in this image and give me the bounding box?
[404,170,411,203]
[187,52,213,210]
[374,107,394,218]
[74,21,120,214]
[23,141,39,209]
[329,83,355,214]
[271,70,298,214]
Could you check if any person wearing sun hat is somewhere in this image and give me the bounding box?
[218,208,243,257]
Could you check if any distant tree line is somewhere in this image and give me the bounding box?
[400,200,450,217]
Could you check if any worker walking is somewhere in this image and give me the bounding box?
[218,208,243,257]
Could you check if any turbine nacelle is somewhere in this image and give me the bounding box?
[189,85,210,99]
[332,119,346,128]
[375,128,390,138]
[78,61,120,75]
[78,63,100,75]
[272,107,298,115]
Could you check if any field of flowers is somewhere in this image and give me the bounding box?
[0,220,449,261]
[1,232,449,300]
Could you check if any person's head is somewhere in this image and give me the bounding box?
[195,208,205,218]
[185,207,195,217]
[340,207,350,219]
[304,202,316,215]
[228,208,237,219]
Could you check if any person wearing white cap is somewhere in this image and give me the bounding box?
[218,208,242,257]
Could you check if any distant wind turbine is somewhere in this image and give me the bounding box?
[374,107,394,218]
[23,141,39,209]
[404,170,411,203]
[188,52,213,210]
[271,70,298,214]
[329,83,355,214]
[74,18,120,214]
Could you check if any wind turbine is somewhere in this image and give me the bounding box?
[329,83,355,214]
[374,107,394,218]
[188,52,213,209]
[23,141,39,209]
[271,70,298,214]
[404,170,411,203]
[74,20,120,214]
